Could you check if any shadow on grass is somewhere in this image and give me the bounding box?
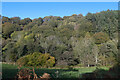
[2,68,79,79]
[2,69,18,79]
[81,65,120,79]
[4,64,120,79]
[34,68,78,78]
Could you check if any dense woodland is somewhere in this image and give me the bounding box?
[2,10,119,68]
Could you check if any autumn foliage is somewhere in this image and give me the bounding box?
[17,52,55,68]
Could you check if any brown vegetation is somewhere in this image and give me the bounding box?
[16,65,51,80]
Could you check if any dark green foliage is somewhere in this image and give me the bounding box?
[20,18,32,25]
[93,32,109,44]
[10,17,21,24]
[2,16,11,24]
[2,22,21,39]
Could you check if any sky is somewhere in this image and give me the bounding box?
[2,2,118,19]
[1,0,119,2]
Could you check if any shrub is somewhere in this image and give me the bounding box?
[16,52,55,67]
[16,56,29,66]
[46,56,55,67]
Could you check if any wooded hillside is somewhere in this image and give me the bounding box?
[2,10,118,67]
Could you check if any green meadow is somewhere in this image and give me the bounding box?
[2,63,110,79]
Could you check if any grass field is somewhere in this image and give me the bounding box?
[2,63,110,79]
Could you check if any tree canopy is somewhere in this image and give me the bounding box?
[2,10,118,67]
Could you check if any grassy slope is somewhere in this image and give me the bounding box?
[2,63,109,79]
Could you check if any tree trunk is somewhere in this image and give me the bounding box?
[88,64,89,67]
[95,56,98,66]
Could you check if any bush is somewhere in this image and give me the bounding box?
[16,56,29,66]
[46,56,55,67]
[16,52,55,67]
